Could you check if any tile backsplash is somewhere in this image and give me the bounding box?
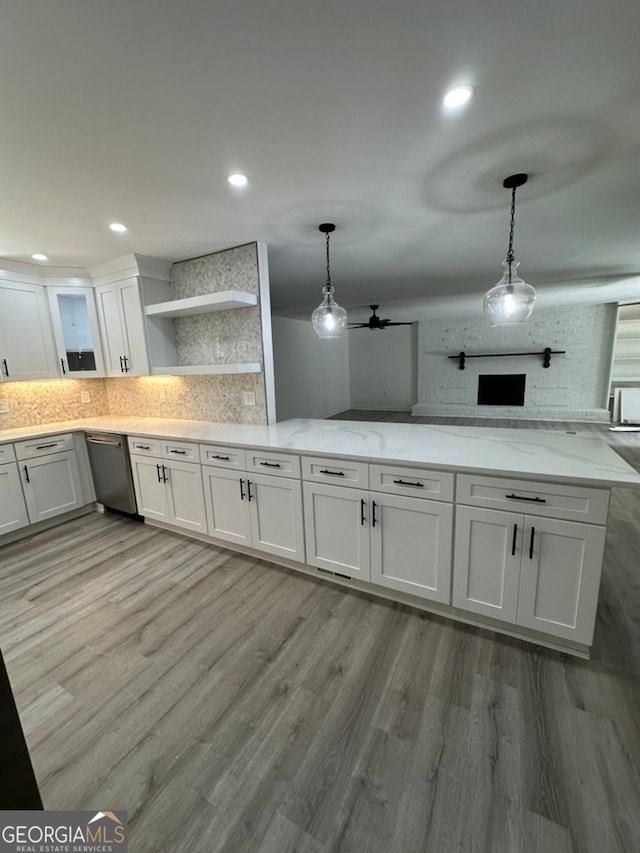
[0,379,110,430]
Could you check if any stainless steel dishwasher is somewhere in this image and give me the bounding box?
[85,433,138,515]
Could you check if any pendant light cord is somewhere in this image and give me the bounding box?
[325,231,331,291]
[506,185,517,283]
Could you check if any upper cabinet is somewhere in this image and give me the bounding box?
[0,281,58,381]
[47,286,105,378]
[95,277,150,377]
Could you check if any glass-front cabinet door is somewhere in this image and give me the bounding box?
[47,286,105,377]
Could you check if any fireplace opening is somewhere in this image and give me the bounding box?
[477,374,526,406]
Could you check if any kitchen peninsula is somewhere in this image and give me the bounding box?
[2,416,639,658]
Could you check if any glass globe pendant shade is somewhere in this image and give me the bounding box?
[311,286,348,339]
[483,260,536,326]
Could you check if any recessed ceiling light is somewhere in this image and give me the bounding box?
[227,173,249,188]
[109,222,128,233]
[442,84,474,110]
[31,253,48,261]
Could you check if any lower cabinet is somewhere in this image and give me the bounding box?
[452,505,606,645]
[130,454,206,534]
[303,482,453,602]
[202,465,305,563]
[0,461,29,535]
[13,433,85,525]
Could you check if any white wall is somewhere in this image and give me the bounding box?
[413,302,617,421]
[348,325,417,410]
[272,316,350,421]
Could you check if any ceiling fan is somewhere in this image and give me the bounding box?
[347,305,413,331]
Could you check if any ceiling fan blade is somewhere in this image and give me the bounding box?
[347,323,370,328]
[384,321,414,326]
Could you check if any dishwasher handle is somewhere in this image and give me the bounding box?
[86,435,124,447]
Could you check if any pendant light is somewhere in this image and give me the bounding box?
[483,173,536,326]
[311,223,348,339]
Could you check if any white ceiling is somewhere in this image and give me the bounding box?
[1,0,639,322]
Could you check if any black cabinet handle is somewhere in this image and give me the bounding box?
[529,527,535,559]
[320,469,345,477]
[136,444,151,450]
[393,479,424,488]
[60,358,66,375]
[169,449,187,454]
[372,501,377,528]
[123,356,130,373]
[260,461,281,468]
[156,463,162,483]
[36,443,58,450]
[2,358,8,377]
[247,480,253,502]
[511,523,518,556]
[239,478,245,500]
[212,454,230,461]
[119,356,125,373]
[506,493,546,504]
[360,498,365,526]
[23,465,29,483]
[162,465,168,483]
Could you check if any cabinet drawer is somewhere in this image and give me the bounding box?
[246,450,300,478]
[0,443,16,464]
[199,444,246,470]
[162,440,199,463]
[128,436,162,457]
[15,433,74,460]
[370,464,454,502]
[456,474,609,524]
[302,456,369,489]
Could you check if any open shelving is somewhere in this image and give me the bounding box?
[144,290,257,318]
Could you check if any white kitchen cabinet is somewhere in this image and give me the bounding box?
[47,286,105,377]
[130,453,206,534]
[0,460,30,535]
[453,505,606,645]
[303,481,370,580]
[303,461,454,599]
[19,450,84,523]
[202,461,305,562]
[0,281,57,381]
[370,493,453,603]
[95,277,149,376]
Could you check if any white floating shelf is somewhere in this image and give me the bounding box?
[145,290,258,318]
[151,363,261,376]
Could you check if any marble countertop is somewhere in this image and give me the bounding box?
[1,416,639,489]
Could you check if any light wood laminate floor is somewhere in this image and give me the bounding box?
[1,413,639,852]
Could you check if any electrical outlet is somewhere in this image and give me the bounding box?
[81,391,91,403]
[0,398,8,414]
[243,391,256,406]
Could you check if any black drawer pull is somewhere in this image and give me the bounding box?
[360,498,365,526]
[23,465,29,483]
[36,443,58,450]
[136,444,151,450]
[372,500,377,528]
[60,358,66,375]
[529,527,535,559]
[393,479,424,488]
[506,493,546,503]
[156,464,162,483]
[260,461,281,468]
[212,454,230,461]
[247,480,253,502]
[511,523,518,556]
[320,469,345,477]
[2,358,9,377]
[239,478,245,500]
[162,464,168,483]
[169,449,187,454]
